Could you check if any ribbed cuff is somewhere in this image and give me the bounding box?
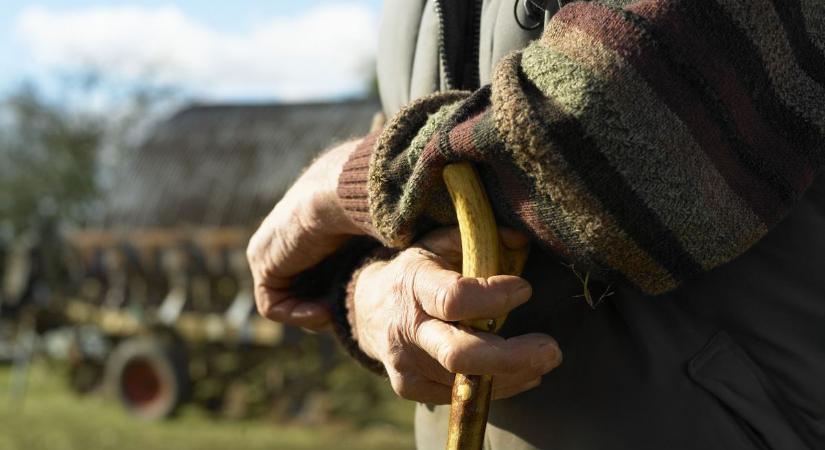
[330,246,398,376]
[337,132,379,237]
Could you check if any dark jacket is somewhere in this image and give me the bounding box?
[335,1,825,448]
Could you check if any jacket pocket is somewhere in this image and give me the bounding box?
[688,331,812,450]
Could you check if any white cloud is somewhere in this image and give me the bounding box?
[14,4,378,101]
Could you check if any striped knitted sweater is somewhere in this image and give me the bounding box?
[337,0,825,295]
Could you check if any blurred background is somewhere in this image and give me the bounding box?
[0,1,414,449]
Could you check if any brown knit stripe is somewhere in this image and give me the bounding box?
[674,0,824,175]
[521,51,704,282]
[442,108,577,261]
[491,56,602,268]
[412,89,498,230]
[537,22,767,269]
[447,108,485,158]
[340,154,370,170]
[470,111,577,262]
[394,103,466,231]
[339,170,370,185]
[338,132,380,234]
[627,1,814,193]
[552,2,787,224]
[491,52,677,293]
[571,2,800,206]
[492,56,600,269]
[713,0,825,137]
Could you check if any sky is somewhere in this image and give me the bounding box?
[0,0,383,102]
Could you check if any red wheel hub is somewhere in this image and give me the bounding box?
[121,358,164,407]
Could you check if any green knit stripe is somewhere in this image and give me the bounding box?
[491,52,679,292]
[406,103,462,168]
[471,110,594,268]
[716,0,825,135]
[368,91,469,246]
[350,0,825,295]
[397,102,462,227]
[529,24,767,269]
[595,0,635,7]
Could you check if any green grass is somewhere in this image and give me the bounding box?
[0,362,415,450]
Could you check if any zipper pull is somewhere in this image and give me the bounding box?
[514,0,559,31]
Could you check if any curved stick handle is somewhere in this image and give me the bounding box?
[442,162,527,450]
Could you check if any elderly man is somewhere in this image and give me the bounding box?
[248,1,825,448]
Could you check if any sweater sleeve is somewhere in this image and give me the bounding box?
[338,0,825,295]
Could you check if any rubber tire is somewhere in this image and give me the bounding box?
[68,357,104,394]
[105,336,189,420]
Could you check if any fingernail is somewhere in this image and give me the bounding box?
[524,378,541,390]
[531,341,561,372]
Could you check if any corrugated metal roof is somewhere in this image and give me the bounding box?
[102,100,379,229]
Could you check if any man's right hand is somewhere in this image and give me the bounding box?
[351,227,563,404]
[247,140,364,331]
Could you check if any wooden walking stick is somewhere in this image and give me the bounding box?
[442,162,528,450]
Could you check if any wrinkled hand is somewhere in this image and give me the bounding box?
[352,227,562,404]
[247,140,363,330]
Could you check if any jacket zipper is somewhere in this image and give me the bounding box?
[434,0,482,91]
[433,0,456,89]
[465,0,482,90]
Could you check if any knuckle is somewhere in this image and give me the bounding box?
[253,287,279,322]
[245,235,258,265]
[435,278,463,320]
[433,285,452,319]
[399,256,433,306]
[393,255,416,294]
[396,248,424,270]
[384,330,412,370]
[245,230,268,267]
[385,348,405,372]
[404,253,427,282]
[396,268,414,300]
[438,343,466,373]
[254,299,274,321]
[255,300,272,320]
[472,276,490,291]
[389,373,417,400]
